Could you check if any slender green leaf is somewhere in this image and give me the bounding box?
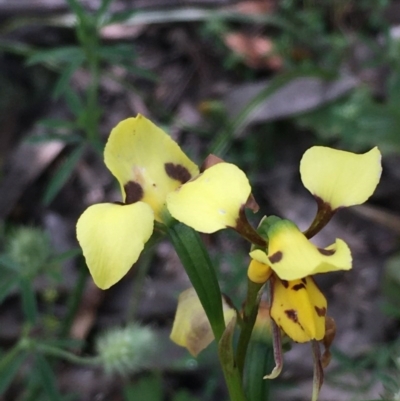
[98,44,136,61]
[53,56,85,100]
[38,119,78,130]
[0,270,18,305]
[65,0,88,25]
[96,0,114,21]
[19,278,38,324]
[26,46,83,66]
[168,223,225,340]
[43,146,85,206]
[35,354,62,401]
[0,351,25,395]
[63,87,84,118]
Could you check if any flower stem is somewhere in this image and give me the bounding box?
[236,280,264,377]
[304,198,335,239]
[36,343,100,366]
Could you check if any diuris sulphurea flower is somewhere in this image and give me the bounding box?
[77,115,253,289]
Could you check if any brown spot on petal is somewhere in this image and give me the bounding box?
[292,283,306,291]
[165,163,191,184]
[269,251,282,263]
[124,181,144,204]
[285,309,298,323]
[281,280,289,288]
[318,248,335,256]
[315,306,327,317]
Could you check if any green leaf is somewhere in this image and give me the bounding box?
[0,269,18,305]
[26,46,83,66]
[43,146,85,206]
[98,44,137,61]
[19,278,38,324]
[95,0,115,22]
[38,119,78,130]
[53,56,85,100]
[123,374,163,401]
[35,354,62,401]
[63,87,84,118]
[0,351,25,395]
[65,0,89,25]
[167,223,225,341]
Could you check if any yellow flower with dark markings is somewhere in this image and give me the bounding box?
[77,114,252,289]
[247,258,327,343]
[250,219,352,280]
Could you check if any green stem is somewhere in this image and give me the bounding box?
[36,343,99,366]
[244,341,273,401]
[236,280,264,377]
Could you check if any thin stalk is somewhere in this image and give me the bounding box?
[236,280,264,377]
[36,343,99,366]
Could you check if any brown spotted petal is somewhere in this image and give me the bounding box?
[250,219,352,280]
[104,114,199,222]
[270,276,327,343]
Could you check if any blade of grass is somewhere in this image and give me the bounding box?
[43,145,84,206]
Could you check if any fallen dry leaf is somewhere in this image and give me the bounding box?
[224,32,283,70]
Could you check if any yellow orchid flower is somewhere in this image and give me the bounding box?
[300,146,382,211]
[250,219,352,281]
[247,258,327,343]
[77,115,252,289]
[270,275,327,343]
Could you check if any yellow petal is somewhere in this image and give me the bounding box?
[300,146,382,210]
[76,202,154,289]
[104,115,199,221]
[271,276,327,342]
[249,220,352,280]
[166,163,251,233]
[170,288,235,356]
[247,258,273,284]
